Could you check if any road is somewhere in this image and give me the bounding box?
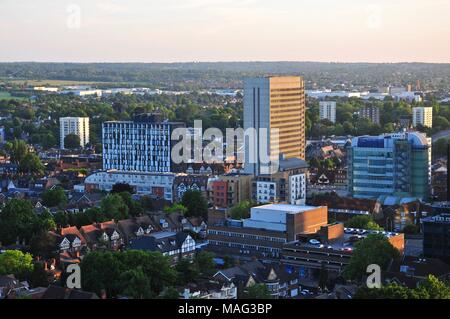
[432,130,450,143]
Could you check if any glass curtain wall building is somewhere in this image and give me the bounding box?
[347,131,431,201]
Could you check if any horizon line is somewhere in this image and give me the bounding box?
[1,60,450,65]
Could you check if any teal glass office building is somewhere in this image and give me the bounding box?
[347,132,431,201]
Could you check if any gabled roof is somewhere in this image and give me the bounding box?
[41,285,99,299]
[214,261,297,285]
[128,231,191,253]
[60,226,86,245]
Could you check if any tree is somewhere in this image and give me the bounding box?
[42,187,68,208]
[309,157,321,169]
[243,284,272,299]
[345,215,383,231]
[119,267,154,299]
[81,250,176,298]
[344,234,400,281]
[64,134,81,149]
[111,183,135,194]
[29,263,50,287]
[0,250,34,279]
[230,200,256,220]
[30,231,57,259]
[164,203,188,215]
[355,275,450,299]
[53,211,70,228]
[6,139,28,164]
[117,191,143,217]
[433,138,450,159]
[194,251,216,277]
[176,258,200,285]
[19,152,44,176]
[161,287,180,299]
[81,251,124,298]
[100,194,129,220]
[0,199,38,246]
[181,190,208,218]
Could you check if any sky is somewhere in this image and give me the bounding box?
[0,0,449,63]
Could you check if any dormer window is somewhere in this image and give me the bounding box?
[136,227,144,236]
[111,231,120,240]
[60,237,70,251]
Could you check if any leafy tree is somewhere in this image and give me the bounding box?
[194,251,216,277]
[181,190,208,218]
[85,207,108,223]
[100,194,129,220]
[433,138,450,159]
[176,258,200,285]
[30,231,57,259]
[230,200,256,220]
[81,251,125,298]
[19,152,44,176]
[355,276,450,299]
[164,203,188,215]
[119,267,154,299]
[111,183,135,194]
[0,250,34,279]
[42,187,68,208]
[64,134,81,149]
[243,284,272,299]
[81,250,176,298]
[29,263,50,287]
[117,191,143,217]
[6,139,28,164]
[161,287,180,299]
[343,234,400,281]
[345,215,383,231]
[0,199,38,245]
[53,211,70,228]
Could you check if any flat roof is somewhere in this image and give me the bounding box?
[254,204,323,214]
[286,228,401,253]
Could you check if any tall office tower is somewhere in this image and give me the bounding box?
[102,113,185,173]
[244,76,306,176]
[319,101,337,123]
[59,117,90,149]
[359,106,380,125]
[347,131,431,201]
[412,107,433,128]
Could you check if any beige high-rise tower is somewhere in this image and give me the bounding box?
[244,76,306,175]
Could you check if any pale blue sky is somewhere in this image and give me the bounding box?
[0,0,449,62]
